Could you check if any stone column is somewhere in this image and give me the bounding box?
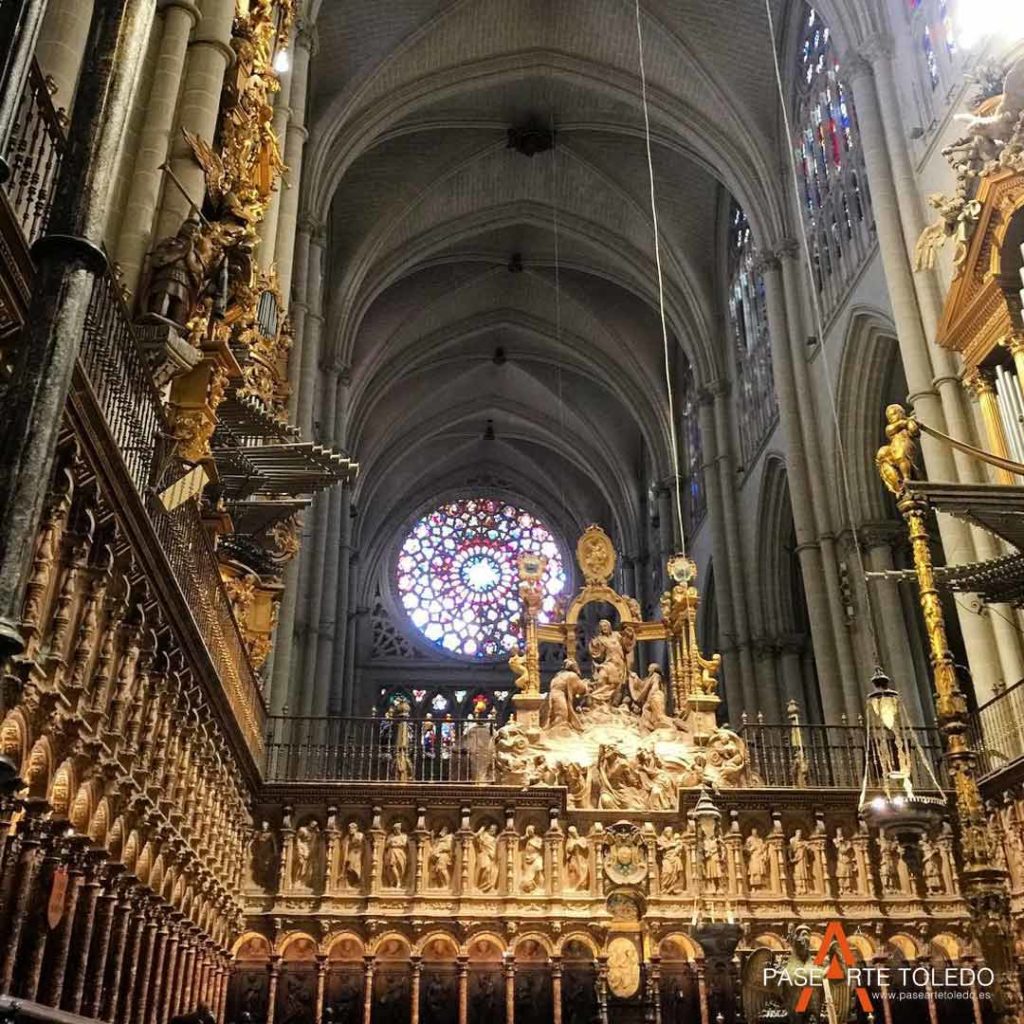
[267,954,282,1024]
[0,0,157,655]
[296,227,326,437]
[257,33,294,273]
[457,956,469,1024]
[503,954,515,1024]
[153,0,235,241]
[361,955,375,1024]
[273,24,313,301]
[0,0,48,182]
[550,956,562,1024]
[114,0,202,295]
[695,960,709,1024]
[760,258,847,722]
[695,392,744,720]
[409,955,422,1024]
[710,381,758,713]
[329,472,355,715]
[315,954,327,1024]
[101,883,134,1022]
[132,908,160,1024]
[285,219,314,418]
[840,54,1004,692]
[170,928,192,1016]
[160,923,182,1024]
[147,916,170,1024]
[32,0,95,114]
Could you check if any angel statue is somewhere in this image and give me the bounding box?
[875,404,919,497]
[742,926,852,1024]
[508,646,532,693]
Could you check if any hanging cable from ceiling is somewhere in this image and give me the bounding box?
[633,0,688,560]
[762,0,885,671]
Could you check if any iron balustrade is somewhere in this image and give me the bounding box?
[264,716,499,784]
[3,61,63,244]
[265,714,948,790]
[972,679,1024,779]
[1,60,266,755]
[738,719,947,791]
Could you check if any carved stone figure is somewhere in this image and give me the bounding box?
[588,618,635,703]
[920,836,944,895]
[293,820,321,889]
[878,835,900,894]
[833,827,858,896]
[789,829,813,896]
[342,821,365,887]
[428,825,455,890]
[474,824,500,892]
[546,659,588,731]
[744,828,767,891]
[658,826,685,894]
[520,825,544,893]
[596,744,645,810]
[383,822,409,888]
[250,821,279,889]
[565,825,589,891]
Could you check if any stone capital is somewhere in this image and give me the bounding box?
[840,50,874,83]
[158,0,201,27]
[858,33,894,64]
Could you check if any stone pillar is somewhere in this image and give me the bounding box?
[0,0,48,182]
[32,0,95,114]
[841,54,1004,693]
[114,0,202,295]
[710,381,758,713]
[147,916,171,1024]
[153,0,235,241]
[132,908,160,1024]
[297,228,326,437]
[361,955,375,1024]
[267,954,282,1024]
[695,392,744,720]
[457,956,469,1024]
[171,927,192,1017]
[0,0,157,655]
[273,24,314,301]
[315,954,328,1024]
[329,473,354,715]
[550,956,562,1024]
[503,954,515,1024]
[410,955,422,1024]
[285,219,314,419]
[760,258,847,722]
[695,961,709,1024]
[160,924,182,1024]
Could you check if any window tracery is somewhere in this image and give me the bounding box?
[395,498,565,659]
[793,5,874,317]
[728,202,778,465]
[906,0,958,110]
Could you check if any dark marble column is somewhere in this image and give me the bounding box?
[131,905,160,1024]
[114,890,148,1023]
[84,867,123,1018]
[146,914,170,1024]
[0,0,158,656]
[41,841,87,1006]
[0,812,44,993]
[100,879,135,1022]
[159,921,182,1024]
[63,850,106,1013]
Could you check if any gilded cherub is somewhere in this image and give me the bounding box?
[875,404,919,497]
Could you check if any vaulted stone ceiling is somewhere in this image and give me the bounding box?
[300,0,850,580]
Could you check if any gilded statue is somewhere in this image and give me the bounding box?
[876,404,919,497]
[546,658,587,730]
[383,822,409,888]
[428,826,455,890]
[520,825,544,893]
[745,828,767,891]
[564,825,589,891]
[474,824,500,892]
[342,822,364,887]
[508,646,532,692]
[588,619,635,703]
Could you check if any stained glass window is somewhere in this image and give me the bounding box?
[679,361,705,535]
[396,498,566,659]
[728,202,778,465]
[906,0,959,121]
[923,26,939,89]
[794,5,873,316]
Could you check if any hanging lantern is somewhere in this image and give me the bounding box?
[859,669,945,842]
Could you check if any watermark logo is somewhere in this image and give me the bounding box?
[794,921,872,1014]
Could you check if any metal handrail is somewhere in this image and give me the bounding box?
[971,680,1024,778]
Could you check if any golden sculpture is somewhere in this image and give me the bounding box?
[875,403,919,497]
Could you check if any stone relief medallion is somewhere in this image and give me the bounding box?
[606,936,641,998]
[576,524,616,585]
[603,827,648,886]
[606,890,645,921]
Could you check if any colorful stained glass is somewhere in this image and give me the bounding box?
[923,26,939,88]
[396,498,566,659]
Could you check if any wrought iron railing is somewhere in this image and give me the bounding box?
[2,61,266,755]
[265,714,948,791]
[738,719,947,791]
[3,60,63,244]
[264,716,499,784]
[972,679,1024,778]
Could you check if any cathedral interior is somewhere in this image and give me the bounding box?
[2,0,1024,1022]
